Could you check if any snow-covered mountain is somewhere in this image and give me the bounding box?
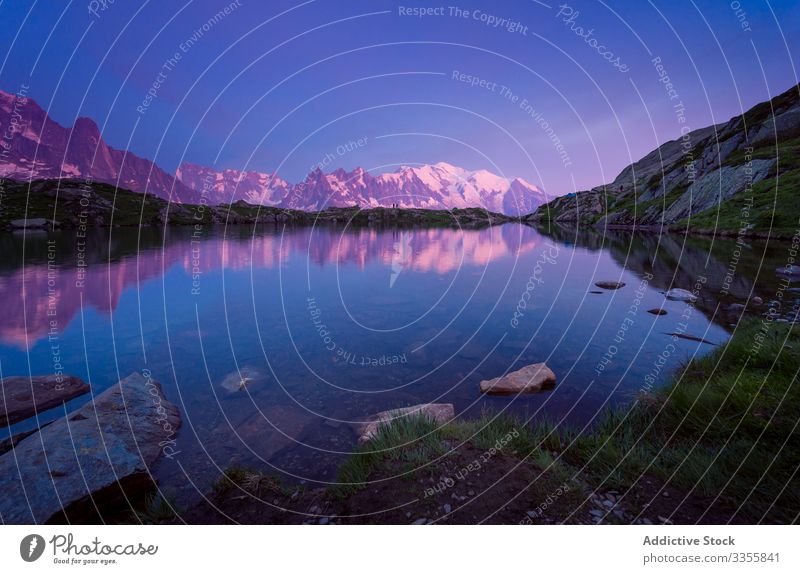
[177,161,548,215]
[0,89,547,215]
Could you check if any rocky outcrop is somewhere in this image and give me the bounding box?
[529,83,800,231]
[479,363,556,396]
[357,404,454,443]
[0,372,180,524]
[1,374,89,427]
[527,189,605,224]
[660,159,775,222]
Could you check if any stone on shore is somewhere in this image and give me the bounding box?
[1,374,89,427]
[664,288,697,302]
[479,363,556,395]
[595,281,626,290]
[357,404,454,444]
[9,218,57,229]
[0,372,180,524]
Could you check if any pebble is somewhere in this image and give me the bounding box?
[412,518,427,525]
[467,490,475,496]
[319,517,329,525]
[443,504,452,514]
[590,509,604,518]
[405,512,412,518]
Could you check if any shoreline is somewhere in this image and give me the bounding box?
[167,319,798,525]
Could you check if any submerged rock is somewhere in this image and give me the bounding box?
[0,372,180,524]
[666,332,717,345]
[357,404,454,444]
[479,363,556,396]
[664,288,697,302]
[776,265,800,278]
[595,281,626,290]
[219,366,267,394]
[0,374,89,427]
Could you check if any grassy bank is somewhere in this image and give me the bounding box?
[337,319,799,523]
[561,318,799,523]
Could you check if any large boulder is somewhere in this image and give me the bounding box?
[1,375,89,427]
[0,372,180,524]
[479,363,556,396]
[357,404,454,444]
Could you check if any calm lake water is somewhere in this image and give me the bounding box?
[0,222,792,499]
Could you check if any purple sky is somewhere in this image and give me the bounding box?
[1,0,798,195]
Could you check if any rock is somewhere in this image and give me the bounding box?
[9,218,56,229]
[589,290,604,294]
[647,308,667,316]
[727,303,746,313]
[357,404,454,443]
[219,366,267,394]
[0,372,180,524]
[664,288,697,302]
[443,503,452,513]
[319,517,329,525]
[752,296,763,305]
[0,375,90,427]
[667,332,717,345]
[776,265,800,278]
[479,363,556,395]
[0,424,50,455]
[412,518,427,525]
[663,160,775,222]
[595,281,626,290]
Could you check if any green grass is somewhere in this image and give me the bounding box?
[133,492,180,524]
[565,319,800,521]
[334,415,449,497]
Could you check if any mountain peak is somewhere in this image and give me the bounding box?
[72,116,101,140]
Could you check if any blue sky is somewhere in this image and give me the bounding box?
[1,0,798,195]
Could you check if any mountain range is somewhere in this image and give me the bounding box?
[0,89,546,216]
